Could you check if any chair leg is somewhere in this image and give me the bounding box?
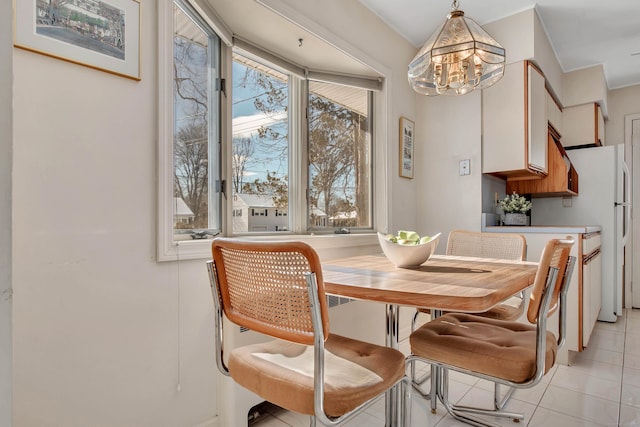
[395,377,412,427]
[430,365,438,413]
[434,367,525,427]
[410,310,433,397]
[409,359,431,394]
[494,383,516,410]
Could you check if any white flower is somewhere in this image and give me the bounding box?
[499,192,532,214]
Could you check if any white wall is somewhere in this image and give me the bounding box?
[483,8,534,66]
[12,2,221,425]
[563,65,608,113]
[484,8,563,97]
[533,9,563,99]
[415,91,483,252]
[1,0,13,421]
[607,85,640,147]
[10,1,417,426]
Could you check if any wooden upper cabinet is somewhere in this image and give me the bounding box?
[482,61,548,178]
[562,103,605,149]
[506,129,578,197]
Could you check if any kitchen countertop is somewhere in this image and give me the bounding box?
[484,225,602,234]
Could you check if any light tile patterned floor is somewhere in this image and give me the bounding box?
[248,308,640,427]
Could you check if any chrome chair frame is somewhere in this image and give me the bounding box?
[206,246,411,427]
[407,248,576,427]
[409,230,528,404]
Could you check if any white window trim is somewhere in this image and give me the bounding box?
[158,0,227,262]
[157,0,176,262]
[157,0,390,262]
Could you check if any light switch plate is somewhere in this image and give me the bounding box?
[459,159,470,176]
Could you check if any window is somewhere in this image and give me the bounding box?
[251,209,267,217]
[231,53,289,233]
[158,0,222,260]
[308,81,372,231]
[231,50,374,235]
[171,1,221,237]
[159,1,386,261]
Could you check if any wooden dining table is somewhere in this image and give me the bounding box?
[321,253,539,426]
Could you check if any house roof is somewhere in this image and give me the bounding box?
[235,193,277,208]
[173,197,194,217]
[310,206,327,218]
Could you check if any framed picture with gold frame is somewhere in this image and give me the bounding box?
[399,117,415,179]
[14,0,141,81]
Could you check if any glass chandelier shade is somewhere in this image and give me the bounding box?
[408,4,506,96]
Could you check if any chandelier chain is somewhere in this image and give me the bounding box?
[452,0,459,10]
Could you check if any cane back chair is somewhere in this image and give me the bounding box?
[207,238,409,426]
[408,237,575,427]
[410,230,527,391]
[412,230,527,326]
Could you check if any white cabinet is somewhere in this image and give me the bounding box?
[484,229,601,366]
[562,103,605,148]
[547,91,562,135]
[582,232,602,347]
[483,61,548,178]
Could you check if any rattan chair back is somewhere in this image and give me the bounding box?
[446,230,526,261]
[211,238,329,345]
[526,237,574,323]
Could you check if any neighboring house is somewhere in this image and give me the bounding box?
[173,197,194,227]
[310,206,328,227]
[232,193,329,232]
[329,211,356,227]
[232,193,289,232]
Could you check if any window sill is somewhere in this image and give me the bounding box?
[160,233,379,262]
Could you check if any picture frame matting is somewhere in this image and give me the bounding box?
[14,0,141,80]
[399,116,415,179]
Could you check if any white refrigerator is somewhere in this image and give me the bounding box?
[531,144,630,322]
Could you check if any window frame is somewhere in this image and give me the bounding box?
[230,48,377,236]
[157,0,226,261]
[158,0,389,262]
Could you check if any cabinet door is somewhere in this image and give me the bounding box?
[562,103,599,148]
[582,258,591,347]
[528,65,547,173]
[590,251,602,333]
[482,62,526,174]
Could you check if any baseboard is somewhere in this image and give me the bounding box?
[192,416,219,427]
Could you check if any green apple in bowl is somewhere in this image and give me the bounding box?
[378,231,442,268]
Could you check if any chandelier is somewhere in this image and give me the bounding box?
[408,0,506,96]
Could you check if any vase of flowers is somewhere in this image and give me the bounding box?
[498,192,532,226]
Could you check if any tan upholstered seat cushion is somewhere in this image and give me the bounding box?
[410,313,557,383]
[417,295,524,321]
[474,295,525,320]
[228,334,405,417]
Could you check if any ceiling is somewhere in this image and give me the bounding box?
[358,0,640,90]
[207,0,382,78]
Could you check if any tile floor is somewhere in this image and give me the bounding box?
[249,308,640,427]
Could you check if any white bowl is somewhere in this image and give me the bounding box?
[377,232,441,268]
